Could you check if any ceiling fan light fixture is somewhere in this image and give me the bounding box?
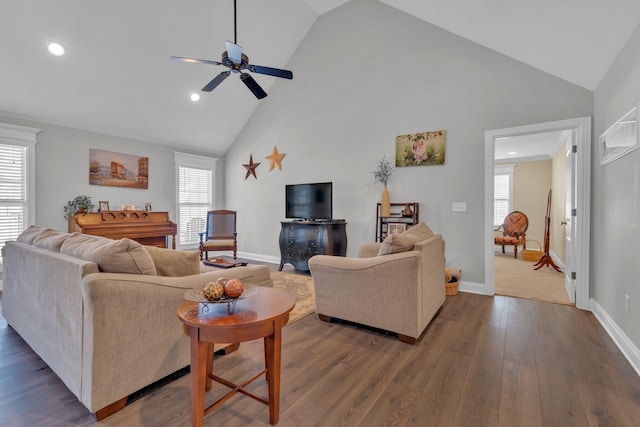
[48,42,65,56]
[171,0,292,99]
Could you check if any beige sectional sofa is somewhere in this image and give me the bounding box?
[1,225,272,418]
[309,223,446,344]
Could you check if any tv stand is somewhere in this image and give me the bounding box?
[279,220,347,271]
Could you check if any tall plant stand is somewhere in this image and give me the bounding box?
[534,189,562,272]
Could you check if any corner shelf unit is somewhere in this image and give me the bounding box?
[376,202,420,242]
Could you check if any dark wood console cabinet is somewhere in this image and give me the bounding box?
[279,220,347,271]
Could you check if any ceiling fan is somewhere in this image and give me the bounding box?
[171,0,293,99]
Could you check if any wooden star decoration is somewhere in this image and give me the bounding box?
[243,154,260,180]
[265,146,286,171]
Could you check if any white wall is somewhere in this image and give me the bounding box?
[0,115,224,234]
[223,0,592,283]
[593,23,640,351]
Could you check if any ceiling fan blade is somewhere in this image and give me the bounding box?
[240,73,267,99]
[170,56,222,66]
[249,65,293,80]
[225,41,243,64]
[202,71,231,92]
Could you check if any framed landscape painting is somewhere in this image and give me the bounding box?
[396,130,446,167]
[89,149,149,189]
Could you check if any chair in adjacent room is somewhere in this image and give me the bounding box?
[494,210,529,258]
[198,210,237,260]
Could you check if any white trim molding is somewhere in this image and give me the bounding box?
[457,280,486,295]
[590,298,640,378]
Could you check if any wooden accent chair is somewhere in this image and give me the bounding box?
[495,211,528,258]
[198,210,237,260]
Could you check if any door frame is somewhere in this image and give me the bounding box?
[484,116,591,310]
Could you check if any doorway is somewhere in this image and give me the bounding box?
[484,117,591,310]
[493,133,571,305]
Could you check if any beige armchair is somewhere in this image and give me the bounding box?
[308,228,445,344]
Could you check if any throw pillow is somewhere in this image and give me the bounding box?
[377,222,435,256]
[60,234,157,275]
[16,225,48,244]
[33,229,73,252]
[144,245,200,277]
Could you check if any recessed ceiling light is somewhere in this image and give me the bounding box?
[508,151,517,155]
[190,93,201,102]
[48,42,65,56]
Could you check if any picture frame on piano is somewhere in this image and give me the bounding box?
[99,201,109,212]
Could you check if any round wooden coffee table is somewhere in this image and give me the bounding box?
[177,287,295,427]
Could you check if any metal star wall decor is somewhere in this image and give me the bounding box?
[265,146,286,171]
[243,154,260,180]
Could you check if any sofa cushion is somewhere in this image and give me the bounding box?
[378,222,435,256]
[33,229,73,252]
[60,234,157,275]
[16,225,48,244]
[144,246,200,277]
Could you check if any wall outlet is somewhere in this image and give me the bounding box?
[624,295,630,313]
[452,202,467,212]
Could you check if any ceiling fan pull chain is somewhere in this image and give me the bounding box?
[234,0,237,45]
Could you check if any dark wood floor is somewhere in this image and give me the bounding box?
[2,272,640,426]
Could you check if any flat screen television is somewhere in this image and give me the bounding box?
[285,182,332,220]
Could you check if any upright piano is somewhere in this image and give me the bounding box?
[69,211,177,249]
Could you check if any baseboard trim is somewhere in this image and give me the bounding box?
[458,280,487,295]
[590,298,640,378]
[237,251,280,265]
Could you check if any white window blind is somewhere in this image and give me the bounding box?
[0,124,39,266]
[0,144,27,255]
[174,152,217,248]
[494,165,514,226]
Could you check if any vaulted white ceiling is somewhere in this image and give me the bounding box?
[1,0,638,154]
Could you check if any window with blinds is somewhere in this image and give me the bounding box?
[0,144,27,257]
[174,152,217,248]
[494,165,514,226]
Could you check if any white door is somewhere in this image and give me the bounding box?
[564,134,576,304]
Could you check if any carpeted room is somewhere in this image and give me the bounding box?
[494,253,569,305]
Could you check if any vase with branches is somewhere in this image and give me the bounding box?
[373,156,394,187]
[373,157,394,216]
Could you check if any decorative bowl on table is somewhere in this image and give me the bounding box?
[184,278,257,305]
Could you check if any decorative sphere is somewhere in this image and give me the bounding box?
[224,279,244,299]
[215,276,230,286]
[203,282,224,301]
